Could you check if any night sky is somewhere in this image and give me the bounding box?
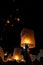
[0,0,43,53]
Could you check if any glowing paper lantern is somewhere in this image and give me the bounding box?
[12,48,25,62]
[13,48,22,61]
[20,28,35,48]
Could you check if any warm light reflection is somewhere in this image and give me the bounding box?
[15,17,20,21]
[7,54,13,61]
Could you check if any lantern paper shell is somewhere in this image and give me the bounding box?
[20,28,35,48]
[12,48,25,62]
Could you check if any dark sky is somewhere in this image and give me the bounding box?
[0,0,43,52]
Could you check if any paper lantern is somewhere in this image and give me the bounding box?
[12,48,25,62]
[20,28,35,48]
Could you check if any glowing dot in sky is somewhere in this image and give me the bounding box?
[17,18,20,21]
[6,20,10,24]
[15,18,20,21]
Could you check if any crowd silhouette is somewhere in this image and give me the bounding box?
[0,46,43,65]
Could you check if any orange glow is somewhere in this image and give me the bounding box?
[13,55,20,61]
[13,48,21,61]
[12,48,25,62]
[7,58,12,61]
[13,54,25,62]
[20,28,35,48]
[0,47,25,62]
[22,37,31,44]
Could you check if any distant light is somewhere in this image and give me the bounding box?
[13,55,21,61]
[23,47,25,50]
[17,18,20,21]
[6,20,10,24]
[15,18,20,21]
[20,28,35,48]
[4,53,7,56]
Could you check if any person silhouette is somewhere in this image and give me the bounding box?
[22,44,31,65]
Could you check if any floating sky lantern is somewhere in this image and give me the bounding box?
[20,28,35,48]
[12,48,25,62]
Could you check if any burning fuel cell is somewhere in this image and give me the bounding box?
[20,28,35,48]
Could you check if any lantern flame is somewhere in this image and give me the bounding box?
[22,38,30,44]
